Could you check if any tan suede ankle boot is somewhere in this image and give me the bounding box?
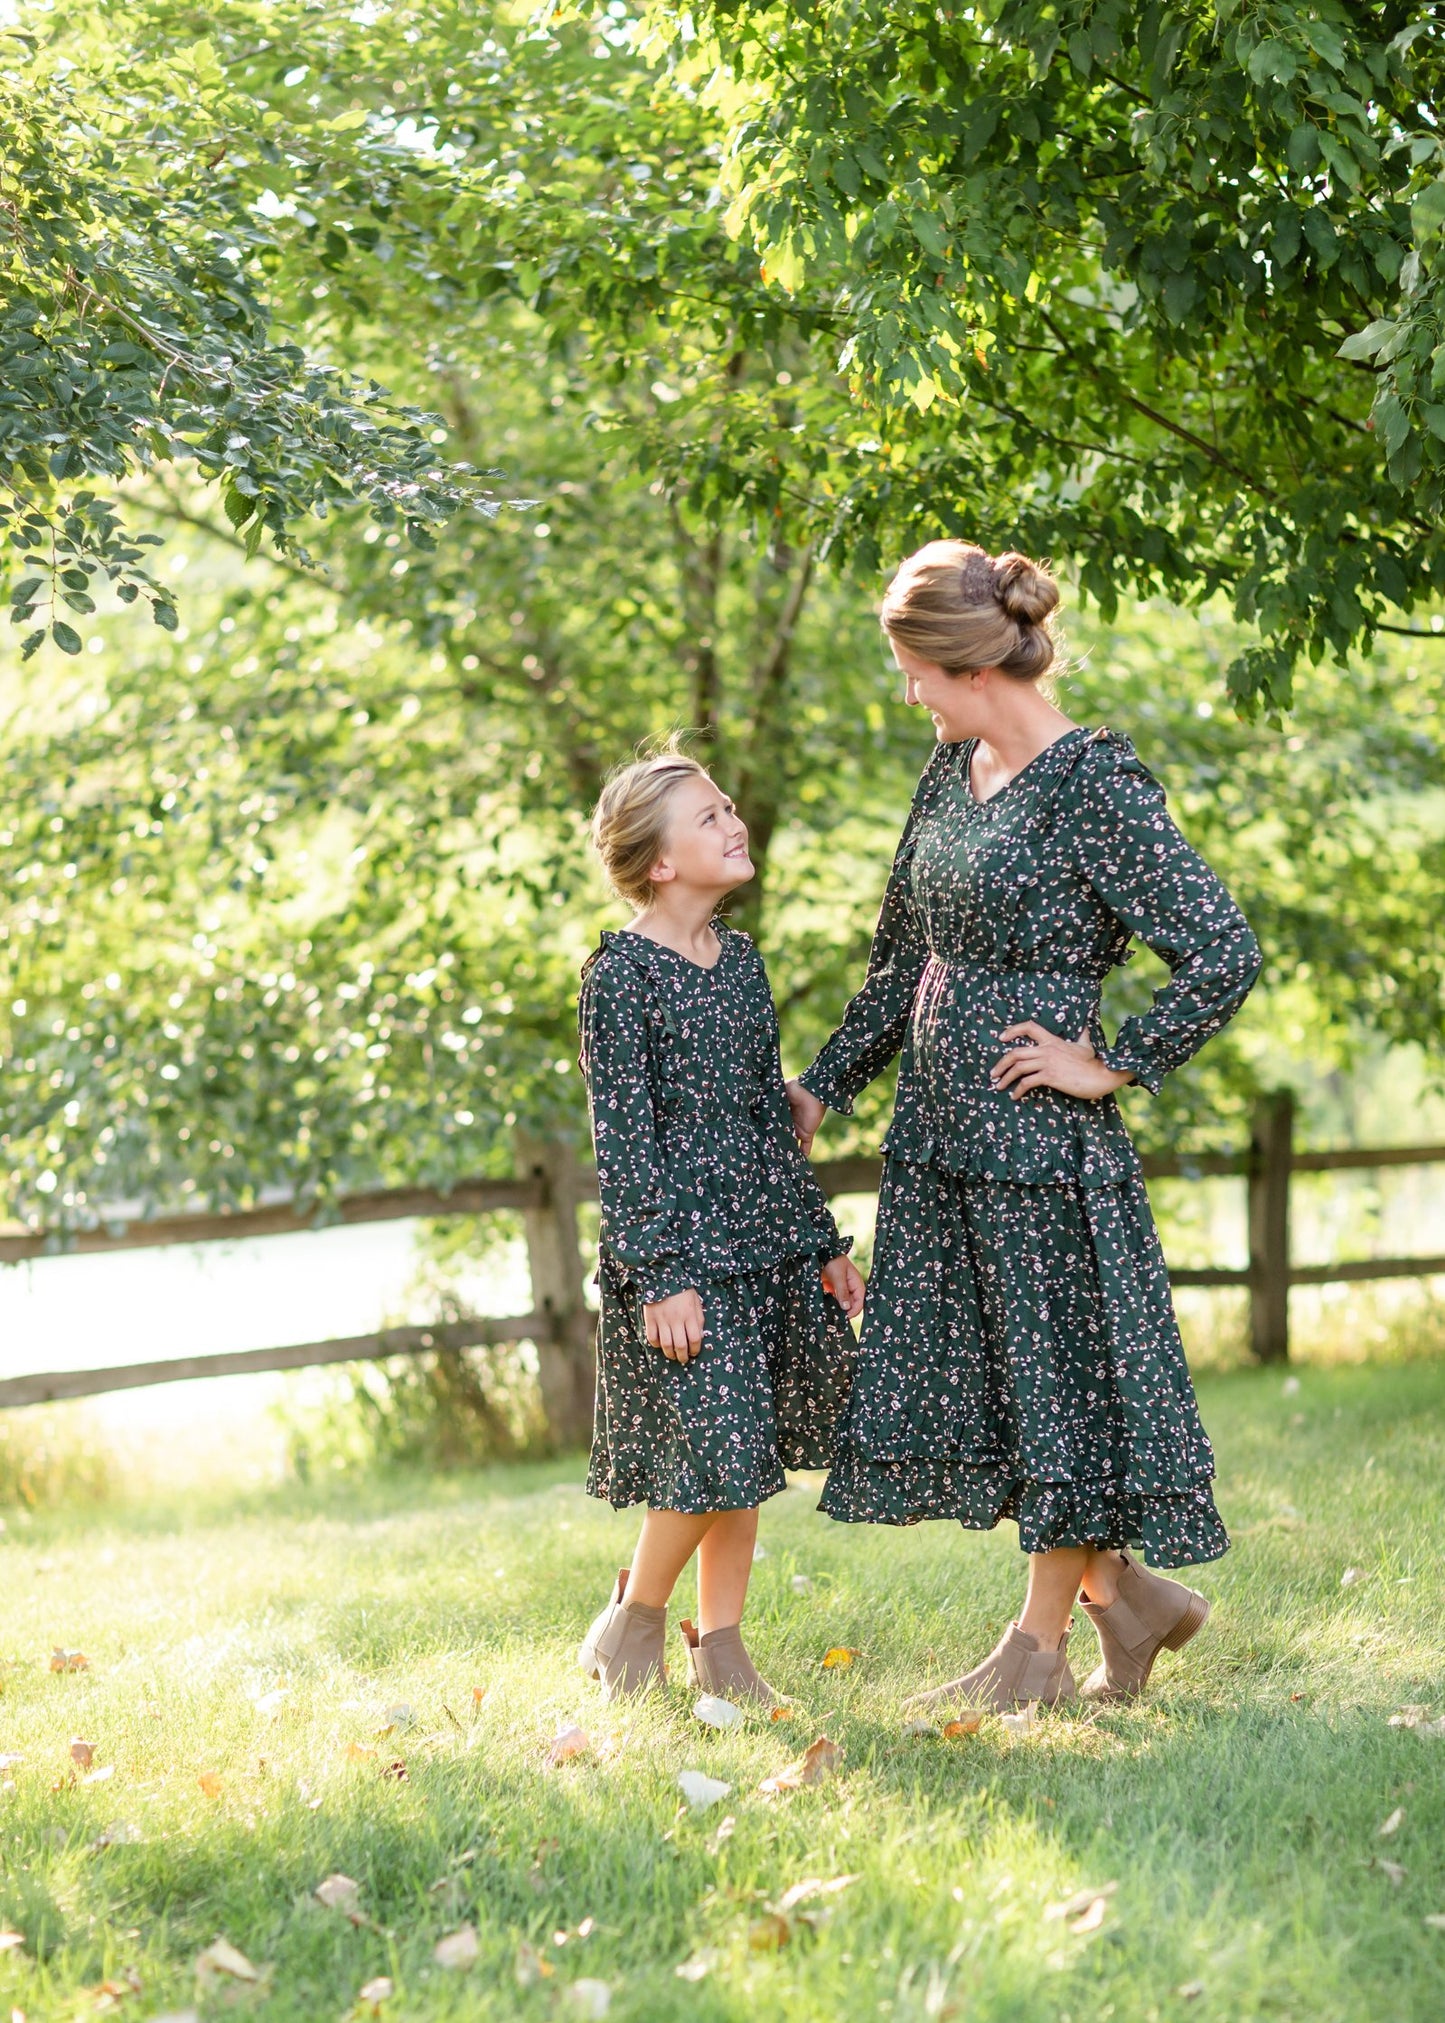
[898,1618,1068,1715]
[902,1621,1076,1715]
[578,1568,667,1699]
[678,1618,783,1708]
[1079,1551,1210,1702]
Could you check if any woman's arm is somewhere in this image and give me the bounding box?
[1077,745,1262,1094]
[578,958,696,1302]
[793,751,942,1118]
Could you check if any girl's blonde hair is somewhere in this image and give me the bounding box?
[590,744,711,910]
[880,540,1060,681]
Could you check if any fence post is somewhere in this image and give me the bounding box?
[513,1130,594,1450]
[1248,1090,1294,1364]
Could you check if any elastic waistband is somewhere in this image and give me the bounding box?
[923,953,1106,987]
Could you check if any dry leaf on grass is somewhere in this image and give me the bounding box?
[1388,1707,1445,1737]
[1377,1860,1407,1885]
[705,1814,736,1857]
[943,1714,984,1738]
[776,1875,858,1912]
[677,1770,731,1811]
[0,1932,26,1953]
[91,1821,143,1850]
[693,1694,745,1731]
[563,1983,610,2019]
[380,1759,408,1782]
[471,1686,487,1710]
[1424,1914,1445,1932]
[748,1913,793,1951]
[357,1977,393,2011]
[251,1689,287,1720]
[675,1951,720,1981]
[1378,1807,1405,1837]
[903,1717,937,1738]
[1000,1703,1039,1737]
[195,1938,258,1985]
[516,1941,555,1986]
[196,1772,224,1799]
[69,1738,95,1770]
[759,1734,841,1796]
[547,1725,592,1767]
[1340,1567,1368,1588]
[1178,1982,1205,2000]
[81,1764,114,1785]
[789,1574,813,1594]
[433,1926,479,1970]
[343,1742,377,1764]
[315,1874,360,1912]
[1045,1881,1118,1931]
[0,1752,22,1769]
[50,1649,88,1673]
[821,1648,860,1670]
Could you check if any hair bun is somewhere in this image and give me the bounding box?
[992,552,1059,628]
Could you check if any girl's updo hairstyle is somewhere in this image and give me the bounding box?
[590,742,711,911]
[880,540,1060,682]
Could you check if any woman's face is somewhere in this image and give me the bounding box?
[891,637,982,743]
[650,774,753,897]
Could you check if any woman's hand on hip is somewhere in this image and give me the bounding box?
[644,1288,705,1361]
[785,1079,826,1154]
[822,1254,866,1319]
[990,1022,1135,1102]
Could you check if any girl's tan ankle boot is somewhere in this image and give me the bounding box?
[679,1618,782,1708]
[578,1568,667,1699]
[902,1622,1076,1715]
[1078,1551,1210,1702]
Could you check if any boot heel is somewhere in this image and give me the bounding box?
[1160,1592,1210,1651]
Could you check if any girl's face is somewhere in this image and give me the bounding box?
[650,775,753,896]
[890,636,985,743]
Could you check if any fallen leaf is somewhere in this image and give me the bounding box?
[547,1725,592,1766]
[1281,1376,1301,1397]
[149,2013,198,2023]
[1378,1859,1407,1885]
[70,1738,95,1770]
[384,1703,416,1728]
[357,1977,393,2009]
[1070,1895,1109,1935]
[343,1742,377,1764]
[434,1927,479,1970]
[0,1933,25,1953]
[515,1941,555,1985]
[1178,1982,1205,2000]
[50,1649,89,1673]
[252,1689,287,1720]
[1000,1703,1039,1737]
[471,1686,487,1709]
[315,1873,360,1911]
[789,1574,813,1594]
[1425,1913,1445,1932]
[196,1772,224,1799]
[1388,1708,1445,1737]
[564,1982,610,2019]
[759,1734,842,1795]
[91,1821,142,1849]
[677,1770,731,1811]
[1045,1882,1119,1923]
[821,1647,860,1670]
[705,1814,736,1856]
[943,1713,984,1738]
[693,1693,745,1731]
[776,1875,859,1912]
[752,1543,768,1561]
[81,1764,115,1785]
[1341,1567,1368,1588]
[748,1912,793,1950]
[902,1717,937,1738]
[0,1752,22,1768]
[1379,1807,1405,1838]
[770,1704,794,1721]
[674,1952,719,1981]
[380,1759,408,1782]
[195,1938,258,1984]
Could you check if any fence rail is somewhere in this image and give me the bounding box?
[3,1096,1444,1425]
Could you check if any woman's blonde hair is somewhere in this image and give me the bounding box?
[590,742,712,910]
[880,540,1060,681]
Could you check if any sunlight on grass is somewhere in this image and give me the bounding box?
[2,1362,1443,2021]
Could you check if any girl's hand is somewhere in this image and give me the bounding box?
[822,1254,866,1318]
[644,1288,705,1362]
[990,1022,1135,1102]
[785,1079,826,1154]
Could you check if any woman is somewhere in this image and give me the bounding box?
[787,542,1261,1711]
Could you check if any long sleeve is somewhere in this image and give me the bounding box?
[1079,747,1262,1096]
[748,960,850,1256]
[578,957,696,1303]
[797,750,942,1114]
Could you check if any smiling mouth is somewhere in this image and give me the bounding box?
[724,844,750,860]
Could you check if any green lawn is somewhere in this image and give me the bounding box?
[3,1359,1444,2023]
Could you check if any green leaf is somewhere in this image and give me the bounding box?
[1411,181,1445,241]
[1336,320,1397,364]
[322,107,369,132]
[1374,392,1410,457]
[50,620,81,654]
[153,601,179,631]
[1248,38,1298,86]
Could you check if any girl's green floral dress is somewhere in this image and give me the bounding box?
[800,728,1261,1567]
[579,923,855,1514]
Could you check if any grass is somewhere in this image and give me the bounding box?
[2,1359,1444,2023]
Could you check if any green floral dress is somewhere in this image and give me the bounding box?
[579,924,855,1513]
[800,728,1261,1567]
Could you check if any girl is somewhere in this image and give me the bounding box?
[787,543,1262,1711]
[577,747,865,1705]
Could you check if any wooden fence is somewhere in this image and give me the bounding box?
[3,1095,1444,1438]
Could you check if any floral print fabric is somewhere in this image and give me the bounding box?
[579,924,855,1512]
[802,729,1261,1566]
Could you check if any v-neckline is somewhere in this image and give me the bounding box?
[618,923,727,973]
[964,727,1088,807]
